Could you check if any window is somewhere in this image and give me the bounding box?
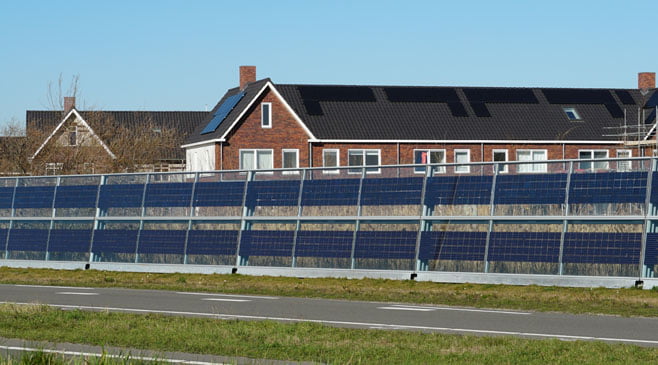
[45,162,63,175]
[240,149,273,172]
[261,103,272,128]
[492,149,508,173]
[323,149,339,174]
[68,130,77,146]
[348,149,380,174]
[578,150,608,171]
[454,149,470,173]
[414,149,446,174]
[617,150,632,172]
[563,107,582,121]
[517,150,547,173]
[282,149,299,174]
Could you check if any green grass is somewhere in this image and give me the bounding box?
[0,303,657,364]
[1,267,658,317]
[0,350,164,365]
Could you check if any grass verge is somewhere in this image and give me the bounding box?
[1,267,658,317]
[0,303,657,364]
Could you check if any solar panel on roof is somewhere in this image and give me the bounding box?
[298,86,376,116]
[383,87,469,117]
[614,90,635,105]
[470,103,491,117]
[541,89,624,118]
[200,92,245,135]
[462,88,539,104]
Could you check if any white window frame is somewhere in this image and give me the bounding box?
[492,149,508,173]
[322,149,340,174]
[616,149,632,172]
[282,149,299,174]
[516,149,548,173]
[563,107,582,121]
[454,149,470,173]
[239,148,273,173]
[347,149,381,174]
[261,103,272,128]
[578,149,609,171]
[413,149,446,174]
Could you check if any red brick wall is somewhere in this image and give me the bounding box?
[220,88,311,170]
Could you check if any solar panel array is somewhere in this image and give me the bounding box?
[200,92,245,135]
[1,159,658,277]
[541,89,624,118]
[298,86,376,116]
[383,87,468,117]
[462,88,539,118]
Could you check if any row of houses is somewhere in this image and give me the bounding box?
[14,67,658,176]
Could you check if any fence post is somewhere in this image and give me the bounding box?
[4,178,19,260]
[88,175,104,263]
[291,169,306,268]
[182,172,199,265]
[134,174,149,264]
[558,161,574,275]
[414,165,431,272]
[44,176,60,261]
[483,163,498,273]
[640,157,654,278]
[350,167,366,270]
[235,170,253,267]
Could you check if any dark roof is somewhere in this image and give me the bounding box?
[186,79,657,143]
[185,78,271,145]
[27,110,208,160]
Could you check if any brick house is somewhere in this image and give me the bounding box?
[183,66,658,174]
[25,98,207,174]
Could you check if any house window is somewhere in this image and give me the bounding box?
[578,150,608,171]
[282,149,299,174]
[45,162,63,175]
[323,149,339,174]
[617,150,632,172]
[68,130,77,146]
[261,103,272,128]
[414,149,446,174]
[240,149,273,172]
[563,107,582,121]
[454,149,470,173]
[348,149,380,174]
[517,149,547,173]
[492,149,508,173]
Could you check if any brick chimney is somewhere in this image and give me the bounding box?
[239,66,256,90]
[638,72,656,90]
[63,96,76,114]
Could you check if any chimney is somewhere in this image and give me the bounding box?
[63,96,76,114]
[239,66,256,90]
[638,72,656,90]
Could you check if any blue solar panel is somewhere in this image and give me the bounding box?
[360,177,423,206]
[193,181,245,207]
[569,172,646,204]
[295,231,353,258]
[245,180,301,207]
[301,179,360,206]
[645,233,658,267]
[495,173,567,205]
[562,232,641,264]
[92,230,138,253]
[144,183,193,207]
[7,229,49,252]
[239,230,294,257]
[54,185,99,209]
[419,231,487,261]
[425,176,492,206]
[14,186,56,209]
[489,232,560,263]
[98,184,145,209]
[0,187,14,209]
[48,229,93,252]
[138,230,186,255]
[354,231,417,259]
[186,230,239,255]
[200,92,245,135]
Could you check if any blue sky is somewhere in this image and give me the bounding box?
[1,0,656,129]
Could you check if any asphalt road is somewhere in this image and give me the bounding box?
[2,284,658,348]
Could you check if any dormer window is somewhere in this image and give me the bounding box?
[261,103,272,128]
[563,107,582,121]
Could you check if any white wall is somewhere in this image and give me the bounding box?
[185,143,215,172]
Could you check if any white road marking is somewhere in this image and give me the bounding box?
[15,284,94,290]
[379,304,530,315]
[0,344,222,364]
[56,292,99,296]
[176,292,278,300]
[4,301,658,346]
[202,298,250,303]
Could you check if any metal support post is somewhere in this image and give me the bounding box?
[558,161,573,275]
[483,163,499,273]
[235,171,253,267]
[134,174,149,263]
[4,178,18,260]
[291,169,306,268]
[182,172,199,265]
[350,167,366,270]
[88,175,104,263]
[414,165,430,272]
[44,176,60,261]
[640,157,655,278]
